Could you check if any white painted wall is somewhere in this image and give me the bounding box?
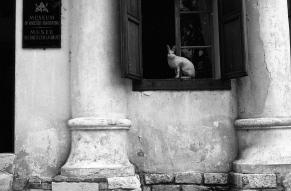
[14,0,71,178]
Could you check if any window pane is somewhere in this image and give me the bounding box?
[180,14,211,46]
[180,0,212,12]
[181,48,212,78]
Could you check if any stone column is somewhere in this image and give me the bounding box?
[56,0,140,190]
[234,0,291,178]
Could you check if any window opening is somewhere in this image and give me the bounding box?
[142,0,218,79]
[120,0,247,91]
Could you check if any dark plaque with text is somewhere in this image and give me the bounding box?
[23,0,61,48]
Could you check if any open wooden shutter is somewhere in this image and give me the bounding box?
[218,0,247,79]
[120,0,143,79]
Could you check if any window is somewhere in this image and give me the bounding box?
[177,0,215,79]
[120,0,247,91]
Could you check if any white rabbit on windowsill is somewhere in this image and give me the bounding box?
[167,45,195,79]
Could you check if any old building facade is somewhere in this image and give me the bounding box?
[1,0,291,190]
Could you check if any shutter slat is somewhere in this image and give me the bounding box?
[120,0,143,79]
[219,0,247,79]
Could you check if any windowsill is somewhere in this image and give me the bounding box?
[132,78,231,91]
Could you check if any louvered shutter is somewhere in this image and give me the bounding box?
[120,0,143,79]
[218,0,247,79]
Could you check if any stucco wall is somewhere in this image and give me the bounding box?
[128,86,238,173]
[14,0,239,179]
[237,0,291,119]
[14,0,71,178]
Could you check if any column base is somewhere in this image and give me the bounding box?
[234,118,291,175]
[61,117,136,179]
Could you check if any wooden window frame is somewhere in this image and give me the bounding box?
[120,0,247,91]
[133,78,230,91]
[175,0,216,79]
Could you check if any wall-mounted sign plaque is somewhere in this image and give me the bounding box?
[23,0,61,48]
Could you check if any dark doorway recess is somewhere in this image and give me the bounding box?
[0,0,15,152]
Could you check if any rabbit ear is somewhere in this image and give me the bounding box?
[166,45,171,51]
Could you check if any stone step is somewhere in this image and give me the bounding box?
[0,154,15,174]
[0,172,13,191]
[0,154,15,191]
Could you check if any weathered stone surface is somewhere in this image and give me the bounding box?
[107,176,141,190]
[261,188,284,191]
[28,176,52,190]
[212,186,231,191]
[0,154,15,174]
[110,189,140,191]
[52,182,99,191]
[27,182,52,190]
[12,177,28,191]
[61,121,135,178]
[232,173,277,189]
[230,189,260,191]
[283,173,291,191]
[181,185,211,191]
[204,173,228,185]
[53,175,107,183]
[233,190,281,191]
[142,186,151,191]
[0,172,13,191]
[144,173,174,184]
[175,171,202,184]
[152,185,180,191]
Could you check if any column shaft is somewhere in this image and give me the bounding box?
[234,0,291,175]
[60,0,137,181]
[70,0,129,119]
[237,0,291,118]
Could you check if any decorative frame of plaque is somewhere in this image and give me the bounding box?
[23,0,61,48]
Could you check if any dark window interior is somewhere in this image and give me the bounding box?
[179,0,213,78]
[0,0,15,152]
[141,0,213,79]
[142,0,176,79]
